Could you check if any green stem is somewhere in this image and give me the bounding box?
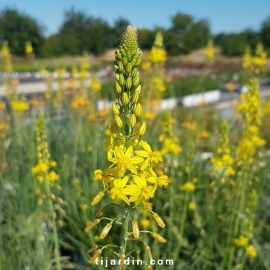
[226,165,247,269]
[72,115,82,177]
[45,181,61,270]
[124,103,131,148]
[173,191,189,262]
[118,208,130,270]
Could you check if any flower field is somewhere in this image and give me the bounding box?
[0,26,270,270]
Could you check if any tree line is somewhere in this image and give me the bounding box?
[0,7,270,58]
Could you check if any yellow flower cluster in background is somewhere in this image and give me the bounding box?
[211,120,235,177]
[152,77,166,92]
[242,43,267,76]
[204,39,214,64]
[31,116,59,185]
[180,182,195,192]
[91,74,101,92]
[0,41,13,72]
[25,41,34,55]
[11,100,29,112]
[148,32,167,64]
[159,110,182,156]
[236,78,265,160]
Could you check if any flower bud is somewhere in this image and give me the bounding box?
[115,81,122,94]
[96,206,107,217]
[133,75,140,87]
[115,51,122,60]
[129,114,137,128]
[119,254,125,270]
[131,58,137,67]
[132,92,140,103]
[87,245,97,253]
[55,184,62,191]
[122,92,129,105]
[118,74,125,86]
[132,219,140,239]
[99,222,112,239]
[139,122,146,136]
[88,249,102,263]
[145,246,153,260]
[136,250,140,260]
[112,103,120,115]
[120,48,126,56]
[134,103,142,117]
[122,57,128,66]
[132,67,138,77]
[107,235,113,244]
[152,212,166,228]
[126,63,132,73]
[115,115,123,128]
[85,219,100,232]
[118,61,124,72]
[152,232,166,243]
[134,84,141,94]
[110,124,117,136]
[91,192,104,206]
[126,77,132,89]
[136,57,142,66]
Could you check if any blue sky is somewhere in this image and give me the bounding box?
[0,0,270,36]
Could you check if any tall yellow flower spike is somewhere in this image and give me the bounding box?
[205,39,214,64]
[87,26,169,268]
[159,110,182,156]
[25,41,34,56]
[211,120,235,178]
[236,78,265,160]
[242,45,252,69]
[242,43,267,77]
[32,115,62,270]
[148,32,167,64]
[0,41,13,73]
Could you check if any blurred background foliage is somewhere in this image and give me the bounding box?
[0,8,270,58]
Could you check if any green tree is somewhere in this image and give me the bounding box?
[0,8,44,56]
[137,28,155,50]
[221,33,247,56]
[260,16,270,53]
[169,13,210,54]
[182,20,210,53]
[171,13,193,34]
[40,34,79,57]
[163,29,181,55]
[58,9,110,55]
[243,29,261,52]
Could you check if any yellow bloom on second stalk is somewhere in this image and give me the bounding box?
[236,78,265,160]
[242,43,267,76]
[211,120,235,177]
[11,100,29,112]
[148,32,167,64]
[205,39,214,64]
[25,41,34,55]
[31,116,59,185]
[159,110,182,156]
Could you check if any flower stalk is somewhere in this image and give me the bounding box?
[87,26,169,269]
